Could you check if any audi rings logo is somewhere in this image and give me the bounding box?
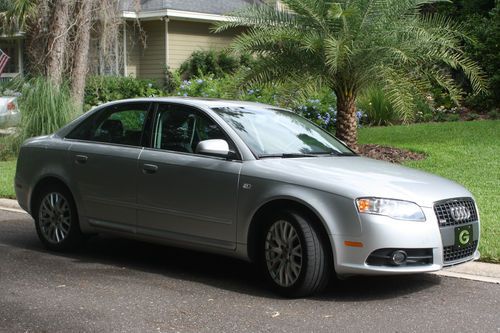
[450,206,471,221]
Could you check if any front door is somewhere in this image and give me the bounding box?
[137,103,241,249]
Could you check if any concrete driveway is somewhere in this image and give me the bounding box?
[0,209,499,333]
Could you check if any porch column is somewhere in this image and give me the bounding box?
[164,16,169,68]
[17,39,24,76]
[123,22,128,77]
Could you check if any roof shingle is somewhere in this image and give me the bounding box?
[120,0,262,15]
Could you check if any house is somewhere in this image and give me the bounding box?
[0,31,23,83]
[0,0,276,81]
[120,0,263,82]
[0,0,267,83]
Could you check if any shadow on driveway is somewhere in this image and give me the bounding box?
[1,216,442,301]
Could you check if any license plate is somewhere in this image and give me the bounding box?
[455,224,473,248]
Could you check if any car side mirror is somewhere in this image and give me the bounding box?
[195,139,232,158]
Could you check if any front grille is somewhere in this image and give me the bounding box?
[434,198,478,227]
[443,240,478,263]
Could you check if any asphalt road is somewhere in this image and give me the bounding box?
[0,210,499,333]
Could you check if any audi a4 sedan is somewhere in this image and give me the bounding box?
[15,98,480,297]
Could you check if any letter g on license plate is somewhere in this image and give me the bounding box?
[455,224,473,248]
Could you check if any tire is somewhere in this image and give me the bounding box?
[33,183,84,251]
[259,209,332,297]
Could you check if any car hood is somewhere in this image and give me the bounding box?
[245,156,472,207]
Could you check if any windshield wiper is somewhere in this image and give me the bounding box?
[308,151,357,157]
[258,153,318,159]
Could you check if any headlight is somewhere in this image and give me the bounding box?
[356,198,426,221]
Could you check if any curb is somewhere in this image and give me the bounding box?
[0,198,24,211]
[431,269,500,284]
[0,198,25,213]
[0,198,499,283]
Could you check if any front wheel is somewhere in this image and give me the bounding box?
[260,210,332,297]
[33,184,84,251]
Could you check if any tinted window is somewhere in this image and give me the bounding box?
[67,103,149,146]
[153,104,230,154]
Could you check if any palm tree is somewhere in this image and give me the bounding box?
[0,0,36,35]
[215,0,486,150]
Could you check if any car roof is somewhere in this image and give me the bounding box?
[97,97,285,111]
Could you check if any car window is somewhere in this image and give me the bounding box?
[67,103,150,147]
[153,104,232,154]
[213,107,354,157]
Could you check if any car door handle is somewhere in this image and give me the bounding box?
[75,155,88,164]
[142,164,158,174]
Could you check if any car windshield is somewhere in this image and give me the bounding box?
[212,106,355,158]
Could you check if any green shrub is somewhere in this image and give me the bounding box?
[487,109,499,119]
[446,113,461,122]
[164,66,180,93]
[174,72,359,131]
[414,96,435,123]
[20,77,76,138]
[465,112,481,121]
[0,77,78,156]
[84,76,164,111]
[179,50,250,80]
[462,6,500,112]
[357,87,397,126]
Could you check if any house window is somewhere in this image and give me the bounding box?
[0,40,19,74]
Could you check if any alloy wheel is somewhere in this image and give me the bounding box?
[38,192,71,244]
[264,220,303,287]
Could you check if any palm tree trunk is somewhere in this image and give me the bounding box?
[335,93,359,152]
[70,0,94,110]
[45,0,72,86]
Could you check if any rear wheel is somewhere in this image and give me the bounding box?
[33,184,84,251]
[259,210,332,297]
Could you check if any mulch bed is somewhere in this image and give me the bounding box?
[359,144,426,164]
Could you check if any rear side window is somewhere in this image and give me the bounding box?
[67,103,150,147]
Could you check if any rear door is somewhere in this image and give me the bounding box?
[66,102,151,232]
[136,103,242,249]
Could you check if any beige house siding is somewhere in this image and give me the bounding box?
[123,19,237,82]
[125,22,141,78]
[138,20,166,80]
[167,20,234,69]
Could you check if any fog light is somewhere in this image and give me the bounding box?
[391,250,407,265]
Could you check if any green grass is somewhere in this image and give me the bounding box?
[360,120,500,263]
[0,159,16,199]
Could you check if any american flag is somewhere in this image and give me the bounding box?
[0,49,10,75]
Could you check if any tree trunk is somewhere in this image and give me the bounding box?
[24,0,52,76]
[45,0,72,86]
[335,93,359,152]
[70,0,94,110]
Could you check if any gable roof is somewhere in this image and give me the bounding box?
[120,0,263,16]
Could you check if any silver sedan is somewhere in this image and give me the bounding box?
[15,98,480,297]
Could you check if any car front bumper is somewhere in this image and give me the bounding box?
[331,207,480,276]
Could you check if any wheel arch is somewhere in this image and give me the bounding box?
[29,175,76,216]
[246,198,334,263]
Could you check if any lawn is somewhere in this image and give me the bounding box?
[0,159,16,199]
[360,120,500,263]
[0,120,498,262]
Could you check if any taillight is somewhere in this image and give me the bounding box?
[7,101,16,111]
